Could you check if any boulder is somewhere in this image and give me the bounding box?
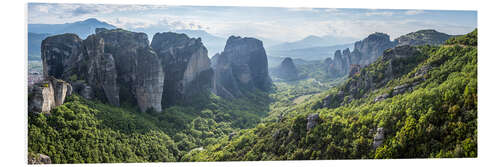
[373,127,385,149]
[306,113,320,131]
[28,153,52,164]
[374,93,389,102]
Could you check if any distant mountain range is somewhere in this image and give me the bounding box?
[268,35,357,51]
[28,18,116,39]
[267,43,354,63]
[27,32,50,60]
[28,18,229,59]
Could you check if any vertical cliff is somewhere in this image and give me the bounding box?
[151,32,213,106]
[213,36,272,98]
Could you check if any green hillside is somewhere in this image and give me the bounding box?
[182,29,477,161]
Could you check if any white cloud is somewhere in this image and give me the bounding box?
[365,11,395,16]
[404,10,425,15]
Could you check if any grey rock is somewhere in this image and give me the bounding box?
[41,29,165,112]
[275,57,299,81]
[213,36,272,98]
[348,64,361,77]
[28,76,71,114]
[374,93,389,102]
[373,127,385,149]
[354,32,397,66]
[306,113,320,131]
[28,153,52,164]
[151,32,213,106]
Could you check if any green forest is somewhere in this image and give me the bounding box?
[28,29,477,163]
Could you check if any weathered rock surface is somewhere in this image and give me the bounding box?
[323,30,451,80]
[151,32,213,106]
[353,32,397,66]
[42,28,164,112]
[321,45,423,108]
[213,36,272,98]
[373,127,385,149]
[306,113,320,131]
[327,49,352,77]
[275,57,299,81]
[28,76,72,114]
[28,153,52,164]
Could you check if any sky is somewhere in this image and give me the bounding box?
[28,3,477,43]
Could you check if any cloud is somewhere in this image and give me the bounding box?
[72,6,101,16]
[365,11,395,16]
[404,10,425,15]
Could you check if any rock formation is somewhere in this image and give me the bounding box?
[151,32,213,106]
[372,127,385,149]
[353,32,397,65]
[41,28,164,112]
[28,153,52,164]
[323,30,448,80]
[395,29,452,46]
[306,113,320,131]
[348,64,361,77]
[213,36,272,98]
[275,57,299,81]
[28,76,72,114]
[321,45,423,108]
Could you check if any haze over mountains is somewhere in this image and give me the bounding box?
[28,18,356,61]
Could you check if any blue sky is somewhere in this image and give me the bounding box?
[28,3,477,42]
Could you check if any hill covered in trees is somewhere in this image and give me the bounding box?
[182,29,477,161]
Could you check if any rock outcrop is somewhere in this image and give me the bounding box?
[151,32,213,106]
[28,153,52,164]
[323,30,451,80]
[321,45,423,108]
[348,64,361,77]
[275,57,299,81]
[327,49,352,77]
[28,76,72,114]
[372,127,385,149]
[395,29,452,46]
[353,32,397,66]
[41,28,164,112]
[213,36,272,98]
[306,113,320,131]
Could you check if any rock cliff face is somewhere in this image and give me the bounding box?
[41,28,164,112]
[353,32,397,65]
[28,76,72,114]
[275,57,299,81]
[324,30,449,79]
[320,45,423,108]
[213,36,272,98]
[328,49,352,77]
[151,32,213,106]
